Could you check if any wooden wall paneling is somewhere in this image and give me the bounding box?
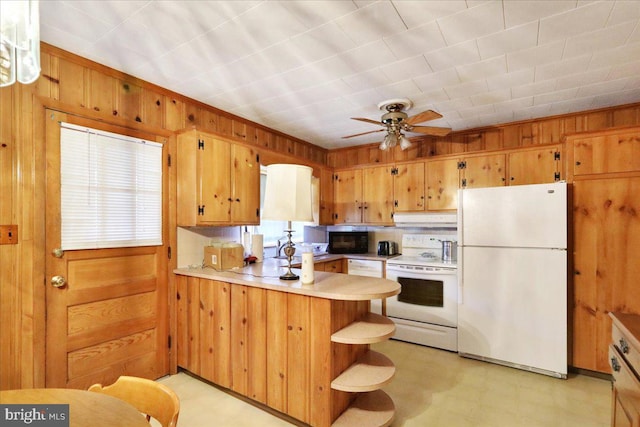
[539,118,562,144]
[255,128,274,150]
[247,286,267,404]
[232,119,247,141]
[483,129,503,151]
[520,121,538,146]
[266,291,288,413]
[501,124,521,148]
[275,135,294,155]
[57,58,86,108]
[164,97,185,131]
[142,89,164,129]
[184,103,201,128]
[287,293,310,423]
[309,297,332,427]
[115,79,142,122]
[35,52,54,99]
[612,106,640,127]
[89,69,115,115]
[294,139,309,160]
[213,280,231,389]
[231,285,248,395]
[244,123,256,146]
[217,115,232,137]
[585,110,612,131]
[464,133,484,152]
[561,116,578,136]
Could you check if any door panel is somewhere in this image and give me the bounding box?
[45,110,168,389]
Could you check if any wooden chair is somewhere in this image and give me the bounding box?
[88,376,180,427]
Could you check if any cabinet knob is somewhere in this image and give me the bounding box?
[610,356,621,372]
[619,338,629,354]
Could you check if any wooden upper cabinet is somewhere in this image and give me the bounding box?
[570,130,640,176]
[177,129,260,226]
[507,145,561,186]
[319,168,334,225]
[363,165,394,224]
[393,162,425,212]
[461,154,506,189]
[334,168,362,224]
[230,143,260,224]
[426,158,459,211]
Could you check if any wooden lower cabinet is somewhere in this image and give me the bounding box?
[609,313,640,427]
[176,275,394,426]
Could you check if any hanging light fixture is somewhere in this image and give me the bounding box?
[399,133,412,150]
[379,129,412,151]
[0,0,41,87]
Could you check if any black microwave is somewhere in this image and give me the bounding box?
[328,231,369,254]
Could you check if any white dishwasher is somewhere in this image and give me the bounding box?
[347,259,383,278]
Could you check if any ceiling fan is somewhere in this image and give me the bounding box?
[343,98,452,151]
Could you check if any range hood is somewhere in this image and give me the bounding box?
[393,212,457,228]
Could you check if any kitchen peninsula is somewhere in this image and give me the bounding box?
[174,260,400,427]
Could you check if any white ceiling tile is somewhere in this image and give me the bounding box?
[379,56,432,81]
[503,1,575,28]
[511,80,558,99]
[413,69,461,93]
[471,89,512,106]
[278,0,358,28]
[513,103,553,120]
[232,2,310,49]
[342,69,392,92]
[312,56,361,81]
[535,55,592,81]
[630,23,640,43]
[576,77,634,98]
[609,1,640,25]
[608,59,640,80]
[383,21,447,59]
[443,79,488,99]
[494,97,534,113]
[409,89,451,106]
[539,1,614,45]
[555,68,611,91]
[507,41,565,72]
[375,79,423,100]
[458,104,495,119]
[437,1,504,45]
[337,40,397,71]
[456,55,507,82]
[564,21,637,58]
[589,41,640,69]
[424,40,481,71]
[547,97,598,115]
[477,22,539,59]
[534,87,580,105]
[40,1,115,43]
[287,22,357,64]
[335,1,407,46]
[486,69,535,91]
[392,1,468,29]
[343,88,388,109]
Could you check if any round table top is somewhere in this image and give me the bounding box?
[0,388,149,427]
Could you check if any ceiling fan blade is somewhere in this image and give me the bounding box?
[342,129,385,139]
[408,125,452,137]
[405,110,443,125]
[351,117,384,126]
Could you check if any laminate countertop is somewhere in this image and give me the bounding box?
[174,258,400,301]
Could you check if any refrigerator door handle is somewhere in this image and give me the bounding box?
[457,247,463,305]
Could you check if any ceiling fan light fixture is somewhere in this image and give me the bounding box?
[399,134,412,150]
[379,133,391,150]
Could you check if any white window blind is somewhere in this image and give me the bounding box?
[60,122,163,250]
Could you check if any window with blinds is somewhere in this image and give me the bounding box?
[60,122,163,250]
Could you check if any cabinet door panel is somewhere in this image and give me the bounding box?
[266,292,288,413]
[199,135,231,223]
[363,165,393,224]
[573,177,640,372]
[319,168,334,225]
[573,133,640,176]
[394,162,425,212]
[213,281,231,388]
[231,144,260,224]
[287,294,310,423]
[427,159,459,210]
[508,146,559,185]
[247,287,267,403]
[463,154,506,188]
[334,169,362,223]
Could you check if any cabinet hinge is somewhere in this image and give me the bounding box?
[168,246,172,259]
[198,205,205,215]
[334,213,338,220]
[198,139,204,150]
[461,178,467,187]
[256,154,260,163]
[554,151,561,161]
[334,174,338,181]
[390,212,394,219]
[256,208,260,217]
[168,335,172,349]
[167,154,171,167]
[554,172,561,181]
[394,200,398,207]
[391,167,398,176]
[457,161,467,170]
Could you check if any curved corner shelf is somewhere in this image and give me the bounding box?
[331,350,395,392]
[331,313,396,344]
[331,389,395,427]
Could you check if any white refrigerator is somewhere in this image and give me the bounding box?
[457,182,568,378]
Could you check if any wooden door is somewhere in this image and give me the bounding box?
[394,162,425,212]
[334,169,362,224]
[508,146,560,185]
[199,134,231,223]
[426,158,459,210]
[363,165,394,224]
[45,110,169,389]
[462,154,506,188]
[572,177,640,372]
[230,143,260,224]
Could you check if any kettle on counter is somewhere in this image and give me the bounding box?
[377,241,397,256]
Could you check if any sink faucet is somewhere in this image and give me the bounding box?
[276,236,289,257]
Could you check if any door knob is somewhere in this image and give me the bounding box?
[51,275,67,288]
